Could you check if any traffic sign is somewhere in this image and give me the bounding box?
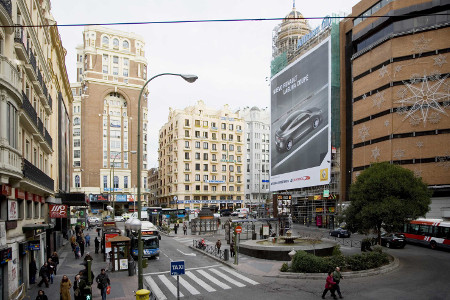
[235,226,242,234]
[171,260,185,276]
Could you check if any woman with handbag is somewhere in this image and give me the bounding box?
[96,268,110,300]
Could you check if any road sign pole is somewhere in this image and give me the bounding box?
[177,275,180,300]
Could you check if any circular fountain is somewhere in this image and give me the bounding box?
[238,232,337,261]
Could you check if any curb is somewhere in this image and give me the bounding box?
[188,245,237,269]
[275,254,399,279]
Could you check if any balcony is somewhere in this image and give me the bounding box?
[0,145,22,179]
[14,26,29,61]
[22,92,37,125]
[21,92,52,151]
[0,0,13,34]
[0,55,21,96]
[23,158,54,192]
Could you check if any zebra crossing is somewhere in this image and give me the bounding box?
[144,266,259,299]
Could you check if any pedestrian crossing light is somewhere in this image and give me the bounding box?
[85,295,91,300]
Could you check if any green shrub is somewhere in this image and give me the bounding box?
[332,244,342,256]
[280,263,289,272]
[324,255,346,271]
[291,251,329,273]
[346,252,389,271]
[373,245,383,254]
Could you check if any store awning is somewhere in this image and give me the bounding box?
[22,224,53,232]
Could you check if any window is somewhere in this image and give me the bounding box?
[113,67,119,75]
[203,121,208,127]
[195,131,200,138]
[222,186,226,191]
[113,38,119,47]
[103,176,108,188]
[196,185,200,191]
[229,176,234,182]
[185,119,190,126]
[203,153,208,160]
[229,165,234,172]
[74,150,80,158]
[74,139,80,147]
[222,175,226,181]
[102,65,108,74]
[195,152,200,160]
[221,123,226,129]
[123,69,128,77]
[185,185,189,191]
[229,145,234,151]
[203,132,208,139]
[75,175,80,187]
[212,144,217,150]
[229,124,233,130]
[222,165,226,171]
[185,174,190,181]
[212,165,217,172]
[73,128,81,136]
[102,36,109,45]
[7,103,18,148]
[123,40,129,48]
[74,161,80,167]
[195,120,200,126]
[212,186,217,192]
[203,142,208,149]
[195,163,200,171]
[195,174,200,181]
[222,134,226,140]
[185,141,189,148]
[222,154,227,160]
[195,141,200,148]
[124,176,128,188]
[113,56,119,64]
[185,130,190,137]
[203,175,209,181]
[222,144,226,150]
[185,152,190,159]
[212,154,216,161]
[203,164,208,171]
[185,163,190,171]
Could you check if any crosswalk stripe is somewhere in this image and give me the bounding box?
[186,271,216,292]
[209,268,246,287]
[219,267,259,285]
[197,269,231,290]
[179,276,201,295]
[145,276,167,300]
[158,274,184,298]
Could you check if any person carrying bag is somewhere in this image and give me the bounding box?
[96,268,111,300]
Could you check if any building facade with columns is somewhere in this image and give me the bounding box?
[0,0,73,298]
[158,100,245,211]
[71,26,150,216]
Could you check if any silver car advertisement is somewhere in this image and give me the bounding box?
[270,37,331,191]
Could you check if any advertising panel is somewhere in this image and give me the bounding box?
[8,200,18,220]
[49,204,68,218]
[270,37,331,191]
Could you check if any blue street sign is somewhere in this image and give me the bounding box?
[171,260,185,276]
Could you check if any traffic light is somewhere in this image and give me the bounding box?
[85,295,91,300]
[80,210,85,217]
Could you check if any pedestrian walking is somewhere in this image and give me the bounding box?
[29,257,38,284]
[322,271,337,299]
[47,258,55,284]
[77,233,85,257]
[35,289,48,300]
[230,241,235,257]
[216,239,222,253]
[183,223,187,235]
[74,243,81,259]
[84,252,93,262]
[174,223,178,234]
[333,267,343,299]
[60,275,72,300]
[37,263,50,288]
[95,237,100,254]
[73,274,86,300]
[85,234,91,247]
[51,252,59,275]
[96,268,111,300]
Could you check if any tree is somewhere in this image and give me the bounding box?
[345,162,431,243]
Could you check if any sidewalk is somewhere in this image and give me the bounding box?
[26,229,138,300]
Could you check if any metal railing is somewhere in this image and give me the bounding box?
[0,55,21,91]
[48,95,52,110]
[23,158,54,191]
[28,50,36,73]
[22,92,37,124]
[193,240,227,261]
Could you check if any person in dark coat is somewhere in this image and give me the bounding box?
[333,267,344,299]
[47,258,55,284]
[85,234,91,247]
[77,234,85,257]
[37,263,50,288]
[230,240,235,257]
[95,237,100,254]
[322,271,337,299]
[35,289,48,300]
[183,223,187,235]
[174,223,178,234]
[29,257,38,284]
[96,268,110,300]
[51,252,59,275]
[73,274,86,300]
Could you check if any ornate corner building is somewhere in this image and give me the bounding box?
[70,26,149,216]
[341,0,450,217]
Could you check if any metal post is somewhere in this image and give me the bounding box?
[177,275,180,300]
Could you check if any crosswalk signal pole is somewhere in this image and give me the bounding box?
[177,275,180,300]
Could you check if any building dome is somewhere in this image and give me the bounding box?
[250,106,260,112]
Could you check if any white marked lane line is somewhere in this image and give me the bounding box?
[186,271,216,293]
[158,274,184,298]
[178,276,200,295]
[197,269,231,290]
[208,268,246,287]
[144,276,167,300]
[219,267,260,285]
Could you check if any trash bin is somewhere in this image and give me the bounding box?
[223,249,229,261]
[128,260,136,276]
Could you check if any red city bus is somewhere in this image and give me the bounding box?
[403,218,450,250]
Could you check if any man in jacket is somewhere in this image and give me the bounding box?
[322,271,337,299]
[333,267,343,298]
[37,263,50,288]
[73,274,86,300]
[96,268,110,300]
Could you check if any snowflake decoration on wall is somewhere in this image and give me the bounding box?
[396,106,408,115]
[410,73,421,84]
[428,112,441,124]
[429,70,441,81]
[371,146,381,161]
[395,74,449,126]
[372,91,385,109]
[413,169,423,178]
[362,93,367,100]
[433,54,447,68]
[397,87,408,99]
[384,120,390,127]
[379,65,389,78]
[393,65,403,77]
[437,152,450,170]
[412,34,432,56]
[416,141,423,149]
[393,149,406,160]
[358,124,370,142]
[409,117,421,126]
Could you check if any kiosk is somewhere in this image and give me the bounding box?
[108,235,131,272]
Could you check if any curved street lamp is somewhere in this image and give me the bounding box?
[137,73,198,289]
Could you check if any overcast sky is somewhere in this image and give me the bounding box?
[51,0,359,168]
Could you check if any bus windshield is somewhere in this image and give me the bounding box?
[143,237,158,248]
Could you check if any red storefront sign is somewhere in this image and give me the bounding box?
[33,194,39,202]
[15,189,25,199]
[49,204,68,218]
[26,192,33,201]
[1,184,12,196]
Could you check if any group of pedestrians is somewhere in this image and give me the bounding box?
[322,267,344,299]
[70,231,91,259]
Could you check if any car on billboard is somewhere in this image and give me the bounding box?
[275,108,322,152]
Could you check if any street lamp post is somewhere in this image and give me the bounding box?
[137,73,197,290]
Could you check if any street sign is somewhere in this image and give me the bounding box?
[235,226,242,234]
[171,260,185,276]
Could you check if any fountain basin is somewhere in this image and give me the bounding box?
[238,238,337,261]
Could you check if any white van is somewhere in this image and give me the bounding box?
[236,208,249,218]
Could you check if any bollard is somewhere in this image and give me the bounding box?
[136,289,150,300]
[223,249,229,261]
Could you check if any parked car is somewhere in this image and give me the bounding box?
[329,228,351,238]
[380,233,406,248]
[220,209,232,217]
[114,215,124,222]
[87,216,100,223]
[275,108,322,152]
[231,211,239,217]
[213,213,221,218]
[237,208,249,218]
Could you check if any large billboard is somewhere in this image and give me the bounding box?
[270,37,331,191]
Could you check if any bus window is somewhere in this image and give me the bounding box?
[420,224,433,236]
[436,226,450,239]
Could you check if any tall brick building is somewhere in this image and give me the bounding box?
[71,26,149,215]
